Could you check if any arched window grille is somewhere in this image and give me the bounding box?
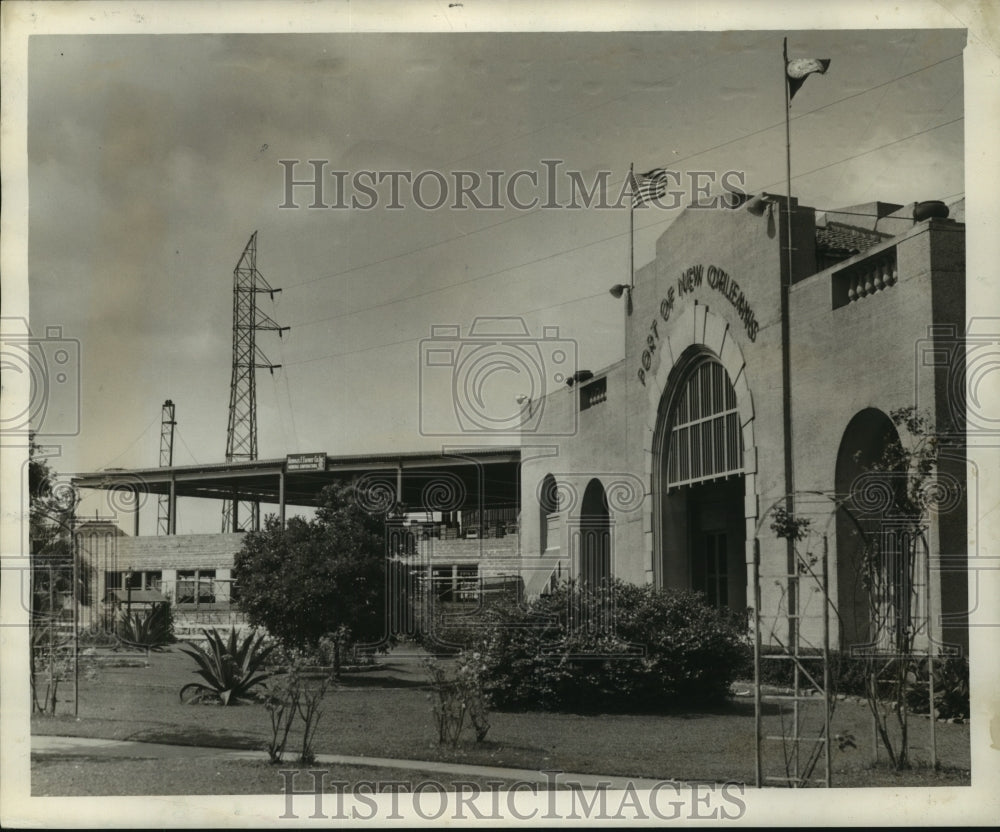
[666,359,742,489]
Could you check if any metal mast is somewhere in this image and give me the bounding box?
[222,231,288,532]
[157,399,176,535]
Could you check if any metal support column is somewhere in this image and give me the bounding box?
[278,470,286,527]
[168,476,177,535]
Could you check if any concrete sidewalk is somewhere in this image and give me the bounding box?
[32,734,674,789]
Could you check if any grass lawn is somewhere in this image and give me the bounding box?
[31,645,971,793]
[31,756,536,796]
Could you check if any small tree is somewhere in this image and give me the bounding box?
[28,437,78,612]
[28,438,82,714]
[234,481,411,669]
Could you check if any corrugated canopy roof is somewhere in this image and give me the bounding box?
[72,448,522,510]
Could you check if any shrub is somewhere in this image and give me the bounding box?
[179,628,276,705]
[931,655,969,719]
[902,654,969,719]
[473,580,749,713]
[740,648,872,699]
[424,653,490,746]
[295,674,329,764]
[261,673,300,764]
[30,622,72,714]
[260,664,330,764]
[77,626,121,649]
[118,604,174,650]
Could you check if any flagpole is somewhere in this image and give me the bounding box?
[629,162,635,289]
[780,34,797,705]
[783,37,794,288]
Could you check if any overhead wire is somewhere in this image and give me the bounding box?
[285,289,610,368]
[279,52,962,297]
[273,52,963,369]
[286,111,963,347]
[285,107,964,370]
[97,414,160,470]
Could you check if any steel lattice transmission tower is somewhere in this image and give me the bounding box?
[157,399,176,535]
[222,231,289,532]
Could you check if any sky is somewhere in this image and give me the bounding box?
[21,19,968,531]
[3,4,999,825]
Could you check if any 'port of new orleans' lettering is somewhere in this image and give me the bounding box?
[638,264,759,387]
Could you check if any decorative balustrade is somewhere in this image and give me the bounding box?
[832,248,898,309]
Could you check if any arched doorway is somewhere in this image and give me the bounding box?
[579,478,611,588]
[655,355,747,611]
[835,408,918,651]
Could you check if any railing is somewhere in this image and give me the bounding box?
[832,248,898,309]
[579,377,608,411]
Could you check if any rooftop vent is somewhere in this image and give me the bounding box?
[913,200,950,222]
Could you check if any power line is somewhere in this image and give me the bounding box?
[173,426,201,465]
[283,110,964,367]
[279,52,962,295]
[285,289,610,368]
[291,226,629,331]
[813,191,965,218]
[755,116,963,191]
[664,54,962,173]
[444,33,777,169]
[97,414,160,470]
[278,35,774,296]
[289,112,963,334]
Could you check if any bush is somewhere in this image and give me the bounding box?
[471,581,749,713]
[260,664,331,764]
[118,603,174,649]
[736,646,969,720]
[77,626,121,649]
[931,655,969,719]
[902,654,969,719]
[179,628,276,705]
[742,647,871,698]
[424,653,491,746]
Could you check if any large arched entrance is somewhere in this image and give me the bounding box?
[654,355,747,611]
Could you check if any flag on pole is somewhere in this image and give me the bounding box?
[786,57,831,100]
[630,167,670,207]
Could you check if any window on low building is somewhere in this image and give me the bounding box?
[176,569,216,605]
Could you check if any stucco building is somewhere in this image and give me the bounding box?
[519,195,967,653]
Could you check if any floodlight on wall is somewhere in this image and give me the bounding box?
[609,283,633,315]
[515,393,533,419]
[745,193,779,217]
[726,190,751,209]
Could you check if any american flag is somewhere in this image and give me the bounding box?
[630,167,670,207]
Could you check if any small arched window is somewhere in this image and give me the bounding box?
[539,473,558,553]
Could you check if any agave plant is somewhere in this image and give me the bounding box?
[179,628,276,705]
[119,604,174,650]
